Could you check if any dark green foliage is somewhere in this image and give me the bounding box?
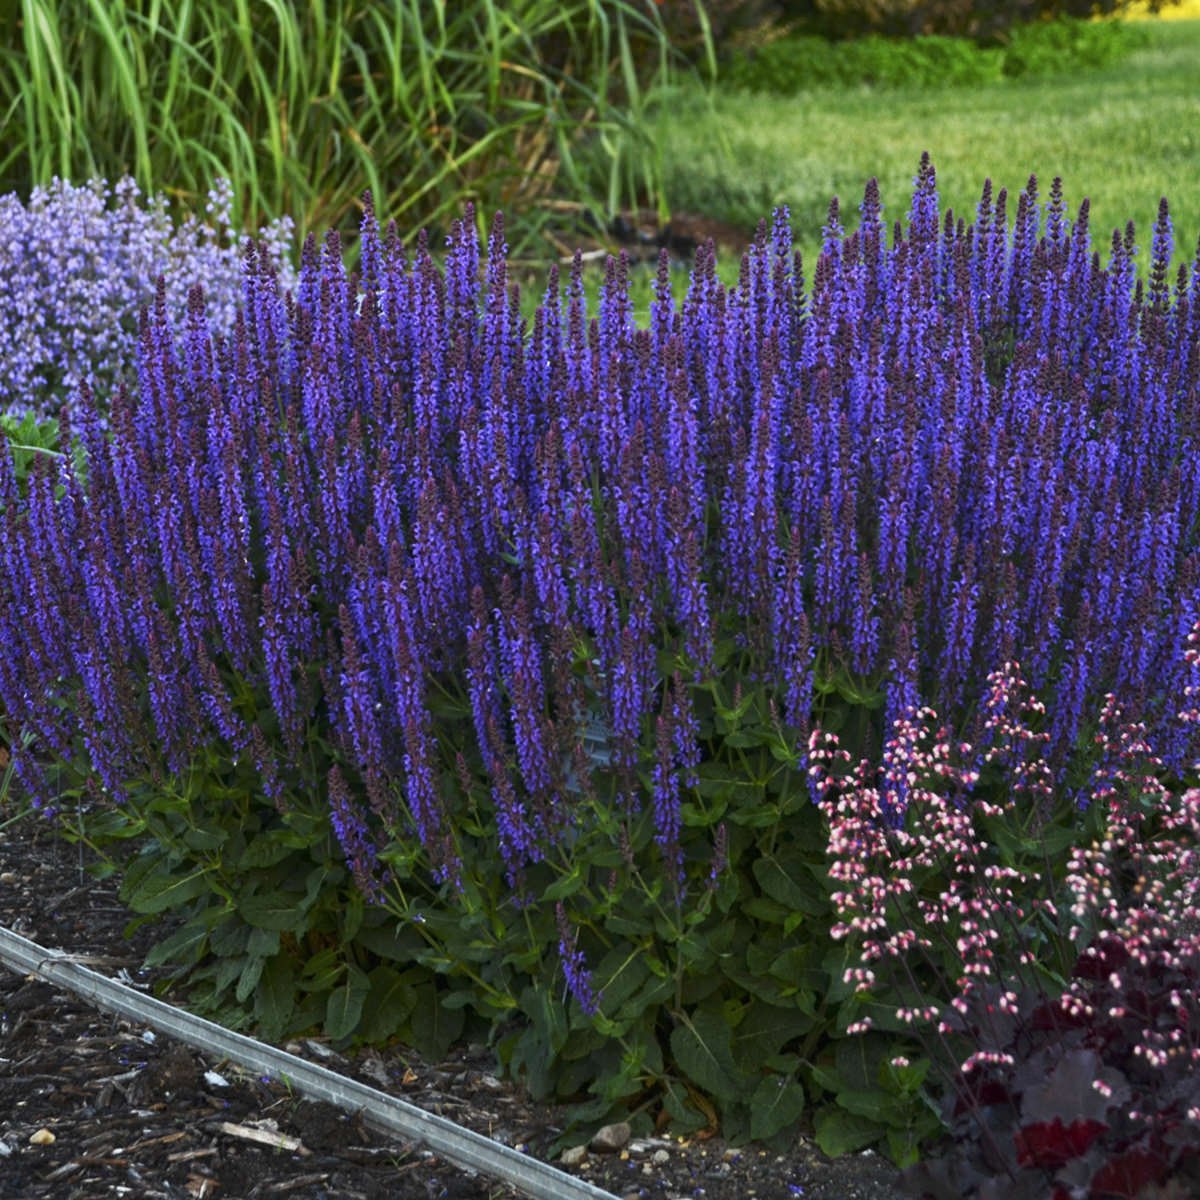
[58,661,1122,1161]
[722,16,1144,95]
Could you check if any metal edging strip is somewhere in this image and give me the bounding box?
[0,925,618,1200]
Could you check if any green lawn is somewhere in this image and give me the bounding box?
[653,17,1200,276]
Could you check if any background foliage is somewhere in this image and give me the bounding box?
[0,0,683,259]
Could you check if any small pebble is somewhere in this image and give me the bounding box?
[590,1121,632,1153]
[652,1149,670,1166]
[0,872,17,883]
[560,1144,587,1167]
[29,1129,55,1146]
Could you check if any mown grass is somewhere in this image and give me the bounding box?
[653,16,1200,275]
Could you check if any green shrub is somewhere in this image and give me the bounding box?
[723,15,1143,93]
[772,0,1179,42]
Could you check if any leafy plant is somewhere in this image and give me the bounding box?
[818,668,1200,1193]
[2,162,1199,1160]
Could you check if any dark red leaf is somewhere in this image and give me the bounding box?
[1014,1117,1108,1169]
[1088,1145,1168,1198]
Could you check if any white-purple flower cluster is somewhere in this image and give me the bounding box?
[0,176,295,420]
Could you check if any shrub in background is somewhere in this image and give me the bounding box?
[772,0,1181,42]
[2,159,1200,1155]
[0,177,294,421]
[722,16,1143,95]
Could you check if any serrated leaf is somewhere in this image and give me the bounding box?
[670,1008,747,1102]
[750,1075,806,1141]
[1020,1049,1130,1123]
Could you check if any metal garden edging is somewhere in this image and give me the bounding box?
[0,925,618,1200]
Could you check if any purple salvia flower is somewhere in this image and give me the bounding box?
[555,902,599,1016]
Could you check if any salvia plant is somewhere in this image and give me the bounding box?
[0,176,295,421]
[1,156,1199,1157]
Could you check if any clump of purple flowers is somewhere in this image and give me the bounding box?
[0,176,294,420]
[1,157,1198,923]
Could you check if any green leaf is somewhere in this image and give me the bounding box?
[124,863,211,915]
[235,955,266,1004]
[813,1106,884,1157]
[834,1087,905,1124]
[669,1008,747,1102]
[299,947,345,993]
[752,853,826,915]
[182,826,228,852]
[210,922,251,958]
[255,956,296,1041]
[741,896,791,925]
[239,833,294,869]
[342,890,365,942]
[593,947,650,1016]
[143,919,212,968]
[247,927,281,958]
[355,920,425,962]
[215,956,246,996]
[749,1075,806,1141]
[542,864,584,902]
[659,1077,709,1134]
[238,890,307,933]
[360,965,419,1043]
[731,1001,816,1068]
[410,985,465,1060]
[325,964,370,1041]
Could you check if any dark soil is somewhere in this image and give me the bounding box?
[0,817,912,1200]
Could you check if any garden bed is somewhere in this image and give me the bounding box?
[0,822,909,1200]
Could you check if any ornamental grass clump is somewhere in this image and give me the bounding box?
[1,157,1199,1154]
[0,176,294,421]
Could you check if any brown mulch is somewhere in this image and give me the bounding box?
[0,815,912,1200]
